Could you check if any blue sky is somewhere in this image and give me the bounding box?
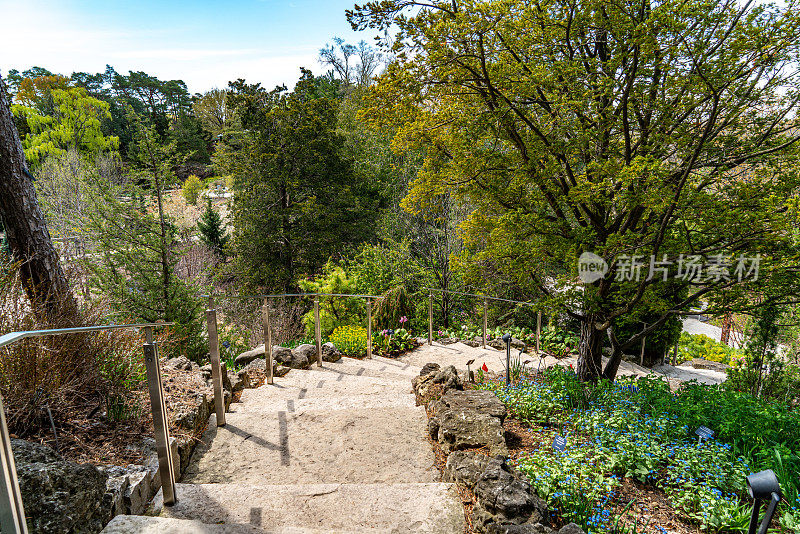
[0,0,379,93]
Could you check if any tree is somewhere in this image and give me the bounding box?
[194,89,231,137]
[350,0,800,381]
[197,198,228,256]
[182,174,204,205]
[319,38,384,89]
[0,74,76,322]
[216,69,383,290]
[86,111,204,360]
[12,84,120,166]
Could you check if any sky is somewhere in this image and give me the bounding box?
[0,0,380,93]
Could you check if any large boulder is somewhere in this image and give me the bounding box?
[321,342,342,362]
[471,458,547,532]
[443,450,490,489]
[420,363,441,376]
[13,438,110,533]
[486,524,554,534]
[293,344,319,365]
[273,346,309,369]
[413,364,463,400]
[240,358,290,378]
[428,389,508,457]
[432,389,507,423]
[234,345,264,367]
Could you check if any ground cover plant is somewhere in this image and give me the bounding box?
[479,367,800,533]
[677,333,744,366]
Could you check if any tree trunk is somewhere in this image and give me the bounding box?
[721,313,732,345]
[0,74,76,323]
[576,314,604,381]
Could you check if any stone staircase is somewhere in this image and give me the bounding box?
[102,356,465,533]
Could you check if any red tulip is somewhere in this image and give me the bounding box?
[481,363,488,372]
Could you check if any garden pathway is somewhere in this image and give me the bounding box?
[101,355,464,533]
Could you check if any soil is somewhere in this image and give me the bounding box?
[15,361,215,467]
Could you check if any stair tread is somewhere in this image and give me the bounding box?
[152,482,463,533]
[183,407,437,485]
[101,515,381,533]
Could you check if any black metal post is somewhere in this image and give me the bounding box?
[503,333,512,387]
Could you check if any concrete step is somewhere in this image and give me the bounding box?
[183,408,437,485]
[102,515,381,533]
[153,482,464,533]
[230,391,417,414]
[237,370,410,406]
[323,356,421,382]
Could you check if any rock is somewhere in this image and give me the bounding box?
[443,450,490,489]
[235,344,264,366]
[413,372,439,400]
[470,458,546,531]
[140,437,180,481]
[437,337,460,345]
[294,344,319,365]
[487,524,554,534]
[433,389,507,423]
[13,438,109,533]
[434,408,508,457]
[420,363,441,376]
[511,338,527,351]
[200,363,212,380]
[273,345,309,369]
[433,365,462,392]
[174,393,211,432]
[229,370,249,392]
[428,389,508,457]
[102,474,129,519]
[557,524,586,534]
[463,340,481,348]
[123,468,151,515]
[488,338,505,350]
[322,342,342,362]
[240,358,290,377]
[163,355,193,371]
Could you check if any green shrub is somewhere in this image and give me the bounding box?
[298,263,364,337]
[329,325,369,357]
[678,332,744,365]
[182,174,204,205]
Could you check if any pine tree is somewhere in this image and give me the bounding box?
[197,198,227,257]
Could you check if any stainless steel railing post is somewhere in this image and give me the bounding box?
[428,292,433,345]
[205,309,226,426]
[482,298,488,349]
[142,327,176,506]
[0,392,27,534]
[366,297,372,359]
[536,310,542,355]
[263,298,273,385]
[314,295,322,366]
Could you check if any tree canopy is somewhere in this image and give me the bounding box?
[350,0,800,380]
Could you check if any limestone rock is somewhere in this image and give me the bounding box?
[174,393,210,432]
[463,339,481,348]
[322,342,342,362]
[487,523,554,534]
[163,355,193,371]
[557,524,586,534]
[438,337,460,345]
[488,338,506,350]
[443,450,490,489]
[123,468,151,515]
[420,363,441,376]
[433,389,507,423]
[433,365,462,392]
[687,358,729,371]
[240,358,290,377]
[13,438,109,533]
[434,408,508,457]
[511,338,527,351]
[273,345,309,369]
[294,343,319,365]
[474,458,546,524]
[235,344,264,367]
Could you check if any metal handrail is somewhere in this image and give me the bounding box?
[201,292,385,300]
[423,287,538,306]
[0,322,177,534]
[0,323,173,349]
[204,292,383,387]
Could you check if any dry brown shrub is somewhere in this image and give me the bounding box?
[0,262,150,437]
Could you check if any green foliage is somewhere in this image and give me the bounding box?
[371,285,412,330]
[217,70,382,290]
[480,369,800,531]
[372,327,415,356]
[12,85,119,165]
[298,263,364,337]
[86,114,204,362]
[352,0,800,381]
[678,332,744,366]
[182,174,204,205]
[197,198,228,256]
[329,325,369,357]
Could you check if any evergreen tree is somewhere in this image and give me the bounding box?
[197,198,228,257]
